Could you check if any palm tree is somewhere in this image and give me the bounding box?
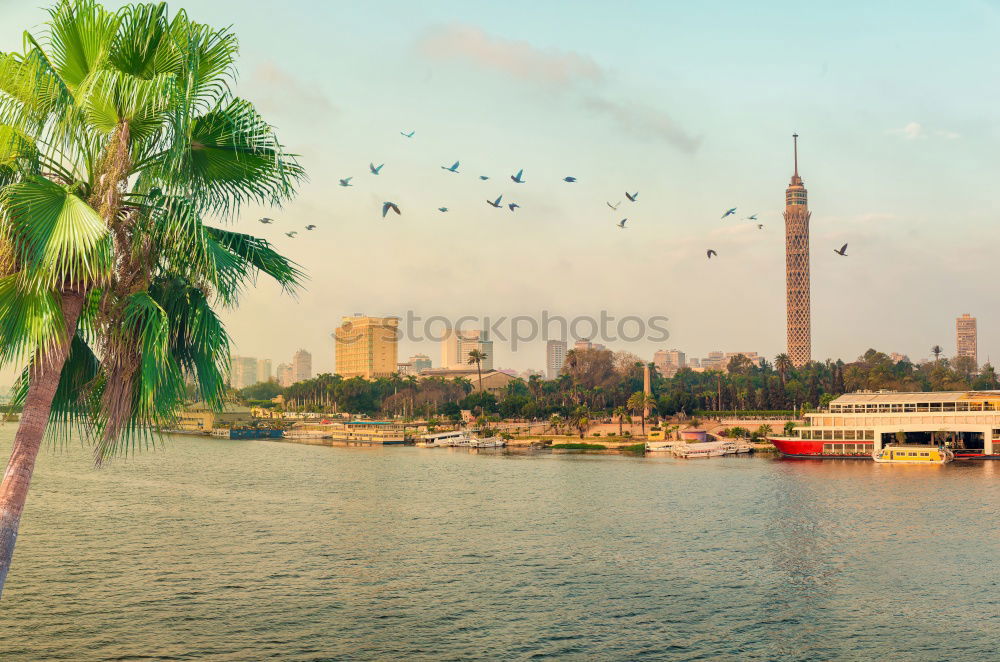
[774,353,793,387]
[569,405,590,439]
[627,392,656,436]
[466,349,487,392]
[612,405,630,436]
[0,0,303,597]
[931,345,943,362]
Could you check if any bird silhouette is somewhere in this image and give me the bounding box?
[442,161,460,173]
[487,195,503,208]
[721,208,737,219]
[746,213,758,221]
[305,224,316,230]
[563,176,577,182]
[508,203,520,212]
[438,207,449,212]
[617,219,628,229]
[625,191,638,202]
[707,249,717,259]
[607,201,621,210]
[511,169,526,183]
[259,217,274,224]
[369,162,384,175]
[285,231,297,238]
[834,243,848,256]
[338,177,353,187]
[382,202,401,218]
[757,224,764,230]
[400,130,415,138]
[479,175,489,180]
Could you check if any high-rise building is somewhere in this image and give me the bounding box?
[546,340,568,380]
[292,349,312,382]
[653,349,686,378]
[257,358,272,384]
[409,354,432,373]
[573,339,606,352]
[441,329,493,370]
[229,355,259,389]
[276,363,293,387]
[334,315,399,379]
[956,314,978,366]
[785,133,812,368]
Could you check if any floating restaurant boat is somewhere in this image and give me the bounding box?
[872,444,953,464]
[770,390,1000,460]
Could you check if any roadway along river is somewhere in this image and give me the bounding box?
[0,431,997,660]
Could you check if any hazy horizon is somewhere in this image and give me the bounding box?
[2,0,997,380]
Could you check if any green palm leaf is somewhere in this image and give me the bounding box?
[0,274,66,366]
[1,175,110,289]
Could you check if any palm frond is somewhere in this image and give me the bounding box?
[41,0,119,91]
[0,175,111,289]
[204,226,304,295]
[0,274,66,367]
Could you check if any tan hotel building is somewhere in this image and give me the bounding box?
[334,315,399,379]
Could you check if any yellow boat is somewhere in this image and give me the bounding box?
[872,444,953,464]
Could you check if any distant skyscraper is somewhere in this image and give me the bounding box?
[409,354,432,373]
[546,340,567,380]
[334,315,399,379]
[292,349,312,383]
[442,329,493,370]
[229,355,258,389]
[653,349,686,378]
[956,314,978,366]
[257,358,272,384]
[276,363,293,387]
[785,133,812,368]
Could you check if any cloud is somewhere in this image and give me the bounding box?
[417,23,604,86]
[251,62,337,116]
[583,96,702,153]
[888,122,960,141]
[417,23,700,154]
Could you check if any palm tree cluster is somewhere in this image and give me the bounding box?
[0,0,303,596]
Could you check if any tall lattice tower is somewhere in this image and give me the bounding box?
[784,134,811,367]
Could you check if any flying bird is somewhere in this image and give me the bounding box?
[285,231,297,238]
[479,175,489,180]
[400,130,415,138]
[721,208,737,219]
[617,219,628,229]
[508,203,520,212]
[757,224,764,230]
[834,243,848,256]
[707,249,717,259]
[258,217,274,224]
[382,202,401,218]
[442,161,460,173]
[746,214,758,221]
[625,192,638,202]
[487,195,503,208]
[305,225,316,231]
[369,162,384,175]
[607,201,621,210]
[438,207,449,212]
[338,177,353,187]
[511,168,526,183]
[563,176,577,182]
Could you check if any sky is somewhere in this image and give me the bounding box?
[1,0,999,377]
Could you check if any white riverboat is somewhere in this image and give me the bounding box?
[673,441,729,458]
[468,436,506,448]
[420,430,473,447]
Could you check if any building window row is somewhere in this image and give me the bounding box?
[801,429,875,441]
[830,401,998,414]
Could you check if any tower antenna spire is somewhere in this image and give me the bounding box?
[793,133,799,177]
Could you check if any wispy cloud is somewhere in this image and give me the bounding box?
[417,23,604,87]
[583,97,702,154]
[251,62,337,116]
[417,23,699,153]
[888,121,960,141]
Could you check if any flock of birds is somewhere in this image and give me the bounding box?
[258,129,850,261]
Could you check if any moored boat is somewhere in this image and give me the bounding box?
[872,444,953,464]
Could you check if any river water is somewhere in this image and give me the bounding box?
[0,431,997,661]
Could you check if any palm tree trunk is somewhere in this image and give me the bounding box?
[476,361,483,392]
[0,290,85,598]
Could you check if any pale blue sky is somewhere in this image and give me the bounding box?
[2,0,998,374]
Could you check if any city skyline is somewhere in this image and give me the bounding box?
[2,1,996,381]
